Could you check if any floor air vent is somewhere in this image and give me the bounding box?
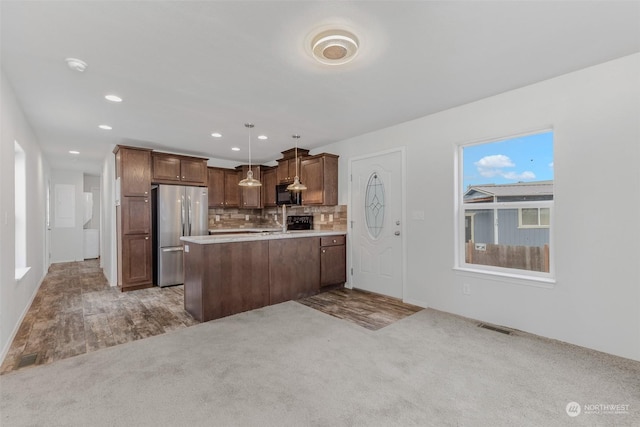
[17,353,39,368]
[478,323,512,335]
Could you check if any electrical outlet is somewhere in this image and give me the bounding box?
[245,215,250,221]
[215,215,220,222]
[320,214,325,222]
[329,214,334,222]
[463,284,471,295]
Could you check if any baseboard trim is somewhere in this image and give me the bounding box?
[0,271,47,366]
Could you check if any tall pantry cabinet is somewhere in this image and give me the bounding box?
[114,145,153,291]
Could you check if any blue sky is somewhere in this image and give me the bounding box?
[462,131,554,190]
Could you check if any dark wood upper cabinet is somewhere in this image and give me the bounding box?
[181,157,208,184]
[237,165,262,209]
[262,167,277,207]
[208,167,240,208]
[208,167,225,208]
[277,158,298,183]
[223,169,240,208]
[115,146,151,197]
[152,152,207,186]
[300,154,338,206]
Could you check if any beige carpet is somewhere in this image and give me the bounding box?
[1,301,638,426]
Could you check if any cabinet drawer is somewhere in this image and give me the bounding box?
[320,235,345,247]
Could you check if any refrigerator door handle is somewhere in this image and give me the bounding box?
[162,247,184,252]
[181,194,186,236]
[187,195,192,236]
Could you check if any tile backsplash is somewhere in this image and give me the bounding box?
[208,205,347,231]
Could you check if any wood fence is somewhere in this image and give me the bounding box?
[465,242,549,273]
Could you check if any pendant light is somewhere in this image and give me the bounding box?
[286,134,307,191]
[238,123,262,187]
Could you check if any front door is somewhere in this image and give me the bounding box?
[350,149,404,299]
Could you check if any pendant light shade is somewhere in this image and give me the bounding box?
[287,134,307,192]
[239,123,262,187]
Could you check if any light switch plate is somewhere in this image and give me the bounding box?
[215,215,220,222]
[245,215,250,221]
[329,214,334,222]
[321,214,325,222]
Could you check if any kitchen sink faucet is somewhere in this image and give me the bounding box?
[275,204,287,233]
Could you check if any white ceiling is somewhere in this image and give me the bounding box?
[2,1,639,175]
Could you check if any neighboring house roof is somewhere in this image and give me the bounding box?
[464,181,554,202]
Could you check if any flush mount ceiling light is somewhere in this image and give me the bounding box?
[231,147,240,151]
[69,150,80,155]
[105,94,122,103]
[310,28,359,65]
[238,123,262,187]
[211,132,222,138]
[286,134,307,192]
[65,57,88,72]
[257,135,268,140]
[98,124,112,130]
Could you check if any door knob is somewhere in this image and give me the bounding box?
[394,231,401,236]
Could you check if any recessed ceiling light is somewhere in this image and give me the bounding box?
[257,135,268,140]
[105,94,122,103]
[211,132,222,138]
[308,28,359,65]
[65,57,88,72]
[69,150,80,155]
[231,147,240,151]
[98,124,112,130]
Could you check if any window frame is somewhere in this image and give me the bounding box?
[455,130,555,283]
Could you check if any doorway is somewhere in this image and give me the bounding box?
[349,149,405,299]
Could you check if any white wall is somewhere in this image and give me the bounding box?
[318,54,640,361]
[50,169,84,263]
[0,71,50,361]
[101,149,117,286]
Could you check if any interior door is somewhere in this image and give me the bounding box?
[350,150,404,299]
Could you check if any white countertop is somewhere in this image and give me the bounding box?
[208,228,281,234]
[182,230,346,244]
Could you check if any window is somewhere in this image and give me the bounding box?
[519,207,550,228]
[458,131,554,278]
[15,141,29,280]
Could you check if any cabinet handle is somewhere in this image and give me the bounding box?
[322,249,326,253]
[176,175,180,179]
[145,199,148,203]
[332,239,337,243]
[145,237,149,240]
[144,191,148,195]
[182,176,185,179]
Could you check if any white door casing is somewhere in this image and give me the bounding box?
[349,148,405,299]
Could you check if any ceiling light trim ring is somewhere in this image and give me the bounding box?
[310,28,359,65]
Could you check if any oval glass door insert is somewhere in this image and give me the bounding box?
[365,172,385,239]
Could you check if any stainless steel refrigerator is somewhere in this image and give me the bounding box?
[154,184,208,287]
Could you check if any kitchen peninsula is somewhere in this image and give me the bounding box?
[181,231,346,322]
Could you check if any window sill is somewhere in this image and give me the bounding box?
[15,266,31,282]
[453,266,555,289]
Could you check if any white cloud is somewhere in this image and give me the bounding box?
[475,155,514,169]
[474,154,536,181]
[548,162,554,168]
[502,171,536,180]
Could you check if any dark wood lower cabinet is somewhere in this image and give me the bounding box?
[269,238,320,304]
[184,235,345,322]
[321,244,347,287]
[120,234,152,289]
